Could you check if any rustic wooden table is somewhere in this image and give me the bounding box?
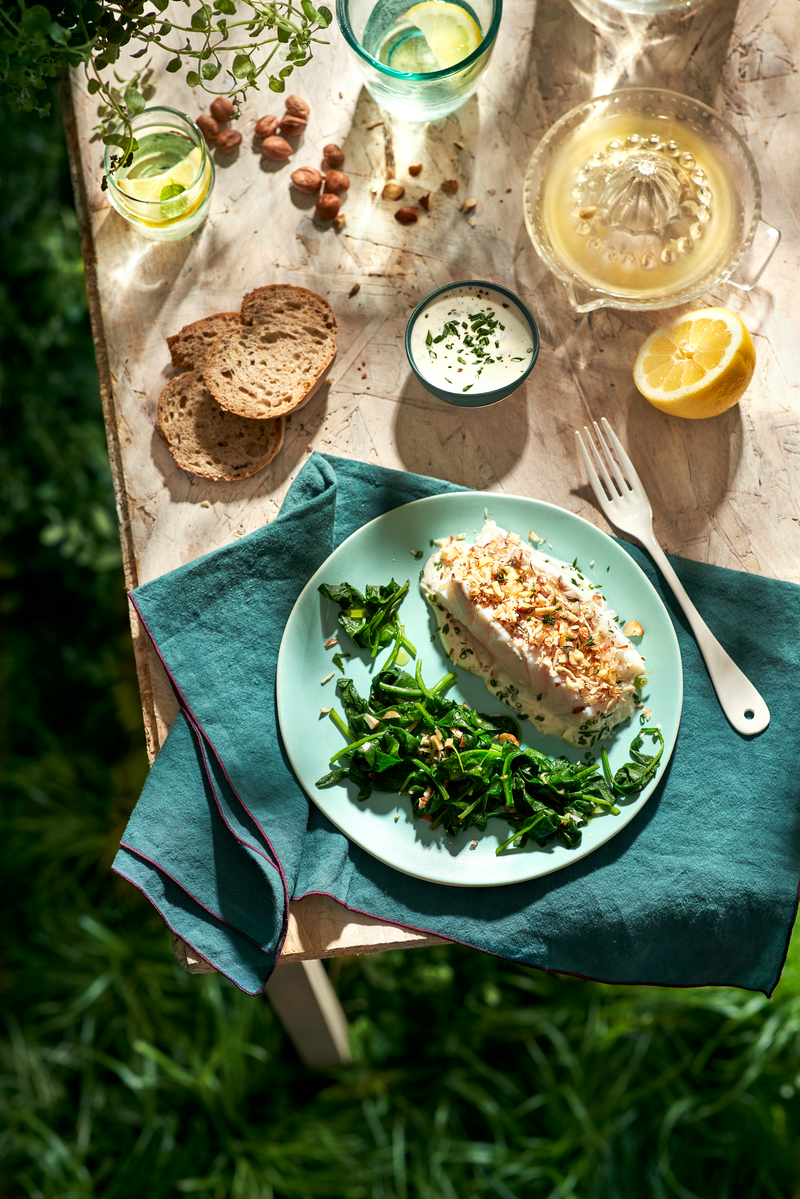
[63,0,800,973]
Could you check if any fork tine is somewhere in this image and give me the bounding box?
[593,420,630,494]
[575,429,610,511]
[599,418,643,492]
[582,424,618,499]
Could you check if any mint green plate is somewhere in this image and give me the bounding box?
[276,492,683,887]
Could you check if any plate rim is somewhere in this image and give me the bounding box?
[276,490,683,887]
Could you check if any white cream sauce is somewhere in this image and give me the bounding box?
[409,286,535,395]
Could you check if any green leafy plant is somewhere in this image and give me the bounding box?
[0,0,332,180]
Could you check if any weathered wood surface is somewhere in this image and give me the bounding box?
[65,0,800,963]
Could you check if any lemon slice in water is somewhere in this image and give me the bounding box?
[401,1,482,69]
[122,146,203,204]
[632,307,756,419]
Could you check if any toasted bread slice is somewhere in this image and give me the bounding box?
[241,284,338,336]
[167,312,242,372]
[203,319,336,420]
[157,370,284,482]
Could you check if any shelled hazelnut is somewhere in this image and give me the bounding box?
[316,193,341,221]
[278,114,308,137]
[262,135,293,161]
[324,170,350,194]
[216,130,242,154]
[285,95,310,119]
[196,114,219,142]
[322,144,345,170]
[382,181,404,201]
[254,114,279,139]
[210,97,234,123]
[291,167,323,194]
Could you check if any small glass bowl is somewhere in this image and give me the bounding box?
[523,88,780,313]
[405,280,540,407]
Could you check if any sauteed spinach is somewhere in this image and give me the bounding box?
[317,661,664,855]
[319,578,416,661]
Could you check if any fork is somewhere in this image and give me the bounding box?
[576,418,770,736]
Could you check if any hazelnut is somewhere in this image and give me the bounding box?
[278,114,308,137]
[382,181,405,201]
[216,129,242,154]
[441,179,459,193]
[285,94,310,119]
[210,96,234,123]
[408,163,423,176]
[262,135,293,161]
[333,212,347,230]
[419,193,431,211]
[322,143,345,169]
[324,170,350,194]
[395,207,419,224]
[196,114,219,142]
[254,114,279,139]
[316,193,341,221]
[291,166,323,194]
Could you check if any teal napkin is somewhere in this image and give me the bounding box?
[114,454,800,996]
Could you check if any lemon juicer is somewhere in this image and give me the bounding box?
[523,89,780,313]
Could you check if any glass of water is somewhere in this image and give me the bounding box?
[337,0,502,121]
[103,107,215,242]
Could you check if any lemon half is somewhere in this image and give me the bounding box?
[403,1,482,68]
[633,307,756,419]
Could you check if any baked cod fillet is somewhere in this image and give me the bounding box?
[421,521,647,745]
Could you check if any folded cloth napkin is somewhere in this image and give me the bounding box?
[114,453,800,996]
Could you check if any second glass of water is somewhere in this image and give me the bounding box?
[337,0,501,121]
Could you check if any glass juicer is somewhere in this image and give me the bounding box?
[523,88,780,313]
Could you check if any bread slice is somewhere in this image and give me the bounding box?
[167,312,242,372]
[157,370,284,482]
[203,305,336,420]
[241,284,338,336]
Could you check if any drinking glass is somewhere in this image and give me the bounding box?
[336,0,502,122]
[103,107,215,242]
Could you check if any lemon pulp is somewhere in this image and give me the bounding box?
[380,0,482,71]
[632,307,756,419]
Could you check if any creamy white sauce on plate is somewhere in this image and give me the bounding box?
[408,286,535,395]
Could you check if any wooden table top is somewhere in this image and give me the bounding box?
[63,0,800,964]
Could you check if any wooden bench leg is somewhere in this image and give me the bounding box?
[265,960,352,1067]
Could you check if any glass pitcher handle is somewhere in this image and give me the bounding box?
[727,220,781,291]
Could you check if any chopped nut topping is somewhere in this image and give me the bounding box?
[435,528,638,714]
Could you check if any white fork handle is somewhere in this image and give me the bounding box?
[638,527,770,735]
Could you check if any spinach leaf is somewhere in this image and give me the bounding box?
[318,578,416,661]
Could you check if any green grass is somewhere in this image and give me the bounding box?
[2,85,800,1199]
